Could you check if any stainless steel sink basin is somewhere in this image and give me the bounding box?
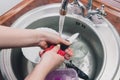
[0,4,120,80]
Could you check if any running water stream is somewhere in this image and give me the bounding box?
[59,15,65,36]
[58,10,89,80]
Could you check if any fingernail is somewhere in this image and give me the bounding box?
[57,44,60,47]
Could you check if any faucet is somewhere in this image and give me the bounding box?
[60,0,106,18]
[60,0,86,16]
[59,0,69,16]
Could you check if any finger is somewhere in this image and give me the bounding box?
[52,44,60,52]
[64,54,71,60]
[65,48,73,57]
[59,38,71,46]
[64,48,73,60]
[38,41,48,49]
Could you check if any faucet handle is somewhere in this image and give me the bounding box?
[96,5,106,16]
[87,4,106,17]
[99,5,107,16]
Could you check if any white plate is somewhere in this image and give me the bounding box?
[22,46,42,63]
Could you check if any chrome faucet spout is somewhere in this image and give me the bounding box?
[60,0,69,15]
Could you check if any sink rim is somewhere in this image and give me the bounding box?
[0,3,119,80]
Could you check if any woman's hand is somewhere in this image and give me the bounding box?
[36,28,70,49]
[40,45,64,71]
[0,27,70,49]
[25,45,73,80]
[40,45,73,70]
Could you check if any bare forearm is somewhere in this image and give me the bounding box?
[25,47,64,80]
[25,45,65,80]
[0,26,43,48]
[25,61,51,80]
